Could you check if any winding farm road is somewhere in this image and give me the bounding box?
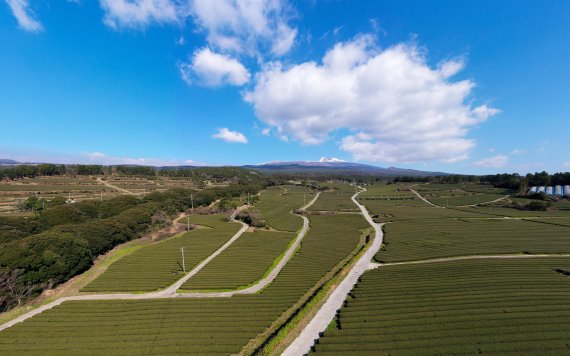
[456,195,510,208]
[96,177,136,195]
[0,192,321,332]
[370,253,570,268]
[409,188,441,207]
[410,188,510,209]
[283,188,384,356]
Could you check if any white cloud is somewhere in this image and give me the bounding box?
[212,128,248,143]
[510,149,526,155]
[563,162,570,169]
[245,35,499,163]
[188,0,297,56]
[319,157,345,163]
[87,152,201,166]
[474,155,509,168]
[261,128,271,136]
[99,0,179,29]
[179,48,250,86]
[4,0,43,32]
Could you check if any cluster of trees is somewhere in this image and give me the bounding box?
[0,164,105,180]
[0,181,267,311]
[393,172,570,192]
[235,209,266,228]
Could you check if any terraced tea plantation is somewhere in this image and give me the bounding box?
[376,217,570,263]
[0,210,369,354]
[181,230,295,290]
[3,181,570,355]
[82,214,241,292]
[309,183,359,212]
[313,258,570,355]
[415,183,511,207]
[254,185,313,231]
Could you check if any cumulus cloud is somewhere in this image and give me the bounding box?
[188,0,297,56]
[99,0,179,29]
[179,48,250,86]
[245,35,499,163]
[212,128,248,143]
[474,155,509,168]
[4,0,43,32]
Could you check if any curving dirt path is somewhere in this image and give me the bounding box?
[410,189,510,209]
[283,188,384,356]
[96,177,136,195]
[409,188,441,207]
[456,195,510,208]
[0,192,321,332]
[369,253,570,269]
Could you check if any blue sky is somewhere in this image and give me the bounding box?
[1,0,569,174]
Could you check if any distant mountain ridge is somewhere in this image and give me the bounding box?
[245,159,449,176]
[0,159,21,165]
[0,157,450,176]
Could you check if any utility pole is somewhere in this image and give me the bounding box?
[247,191,250,205]
[303,192,306,207]
[100,190,103,202]
[180,247,186,272]
[187,217,190,231]
[191,194,194,212]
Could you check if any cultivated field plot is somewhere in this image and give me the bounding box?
[255,185,314,231]
[376,217,570,263]
[363,200,486,222]
[181,230,295,291]
[359,183,415,200]
[82,214,241,292]
[313,258,570,355]
[415,183,510,206]
[0,214,369,354]
[460,205,570,218]
[0,176,118,214]
[309,184,359,212]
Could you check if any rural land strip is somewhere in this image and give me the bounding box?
[0,191,321,332]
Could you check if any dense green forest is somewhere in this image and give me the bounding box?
[0,182,265,312]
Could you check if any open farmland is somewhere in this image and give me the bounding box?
[82,214,241,292]
[0,211,370,354]
[255,185,314,231]
[0,176,119,214]
[376,217,570,263]
[181,230,295,291]
[313,258,570,355]
[309,183,359,212]
[414,183,511,207]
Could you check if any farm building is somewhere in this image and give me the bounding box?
[529,185,570,196]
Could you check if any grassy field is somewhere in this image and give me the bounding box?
[81,214,241,292]
[376,216,570,263]
[0,212,369,354]
[181,230,295,290]
[309,183,359,212]
[255,185,313,231]
[313,258,570,355]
